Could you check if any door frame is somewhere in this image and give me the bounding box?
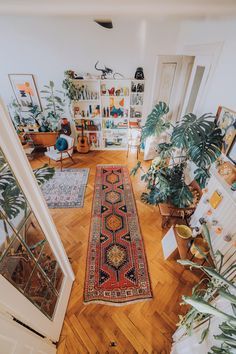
[0,99,75,342]
[179,42,224,116]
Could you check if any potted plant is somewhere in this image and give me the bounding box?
[131,102,223,210]
[176,223,236,352]
[40,80,65,131]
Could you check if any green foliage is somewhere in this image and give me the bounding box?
[130,161,142,176]
[33,164,55,186]
[171,113,215,149]
[133,102,223,208]
[0,151,55,222]
[0,185,26,220]
[141,102,170,142]
[41,80,65,131]
[194,167,210,189]
[178,226,236,352]
[62,72,77,102]
[188,128,222,169]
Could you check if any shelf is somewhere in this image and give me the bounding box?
[71,78,99,82]
[103,128,128,131]
[102,117,129,120]
[72,99,100,103]
[68,77,145,151]
[74,117,101,120]
[101,95,130,98]
[131,79,145,82]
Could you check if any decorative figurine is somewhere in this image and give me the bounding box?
[134,67,145,80]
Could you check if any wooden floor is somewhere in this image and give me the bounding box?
[31,151,199,354]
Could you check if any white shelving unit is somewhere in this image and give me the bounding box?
[70,78,145,150]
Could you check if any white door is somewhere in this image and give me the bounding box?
[181,55,212,116]
[144,55,194,160]
[152,55,194,122]
[0,100,75,346]
[0,311,56,354]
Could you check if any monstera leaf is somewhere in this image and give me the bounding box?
[0,185,26,220]
[194,167,210,189]
[142,101,170,141]
[171,113,216,149]
[170,183,194,208]
[188,128,223,169]
[33,164,55,186]
[0,167,15,189]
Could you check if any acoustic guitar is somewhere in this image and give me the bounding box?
[77,123,90,153]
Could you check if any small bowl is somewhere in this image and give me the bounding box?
[175,225,192,239]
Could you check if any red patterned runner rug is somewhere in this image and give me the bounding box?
[84,165,152,305]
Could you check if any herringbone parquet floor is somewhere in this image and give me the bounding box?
[31,151,199,354]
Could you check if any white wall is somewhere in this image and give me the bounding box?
[0,16,181,118]
[176,18,236,115]
[1,15,236,119]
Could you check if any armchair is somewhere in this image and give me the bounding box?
[45,134,75,171]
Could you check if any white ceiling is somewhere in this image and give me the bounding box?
[1,0,236,19]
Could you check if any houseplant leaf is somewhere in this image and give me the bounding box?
[142,101,169,141]
[194,167,210,189]
[188,128,223,169]
[171,113,215,149]
[33,164,55,186]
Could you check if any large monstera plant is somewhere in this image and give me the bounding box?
[131,102,223,208]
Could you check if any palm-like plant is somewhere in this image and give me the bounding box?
[131,102,223,208]
[41,81,65,131]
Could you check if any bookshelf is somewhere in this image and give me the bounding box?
[70,78,145,150]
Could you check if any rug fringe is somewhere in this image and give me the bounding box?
[83,297,153,307]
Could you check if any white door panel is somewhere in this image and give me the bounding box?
[0,99,74,343]
[0,313,56,354]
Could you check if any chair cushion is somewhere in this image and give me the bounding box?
[56,137,68,151]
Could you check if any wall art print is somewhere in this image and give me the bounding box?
[216,106,236,154]
[8,74,42,112]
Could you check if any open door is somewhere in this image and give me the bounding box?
[144,55,194,160]
[181,55,212,116]
[0,100,75,347]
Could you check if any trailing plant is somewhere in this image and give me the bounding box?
[131,102,223,208]
[41,81,65,131]
[177,224,236,352]
[62,71,77,102]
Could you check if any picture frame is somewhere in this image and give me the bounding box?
[8,74,42,112]
[227,134,236,165]
[216,106,236,154]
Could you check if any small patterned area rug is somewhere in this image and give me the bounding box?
[84,165,152,305]
[41,168,89,208]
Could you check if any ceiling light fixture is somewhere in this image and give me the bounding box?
[94,19,113,29]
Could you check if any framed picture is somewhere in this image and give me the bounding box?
[216,106,236,154]
[8,74,42,112]
[227,134,236,165]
